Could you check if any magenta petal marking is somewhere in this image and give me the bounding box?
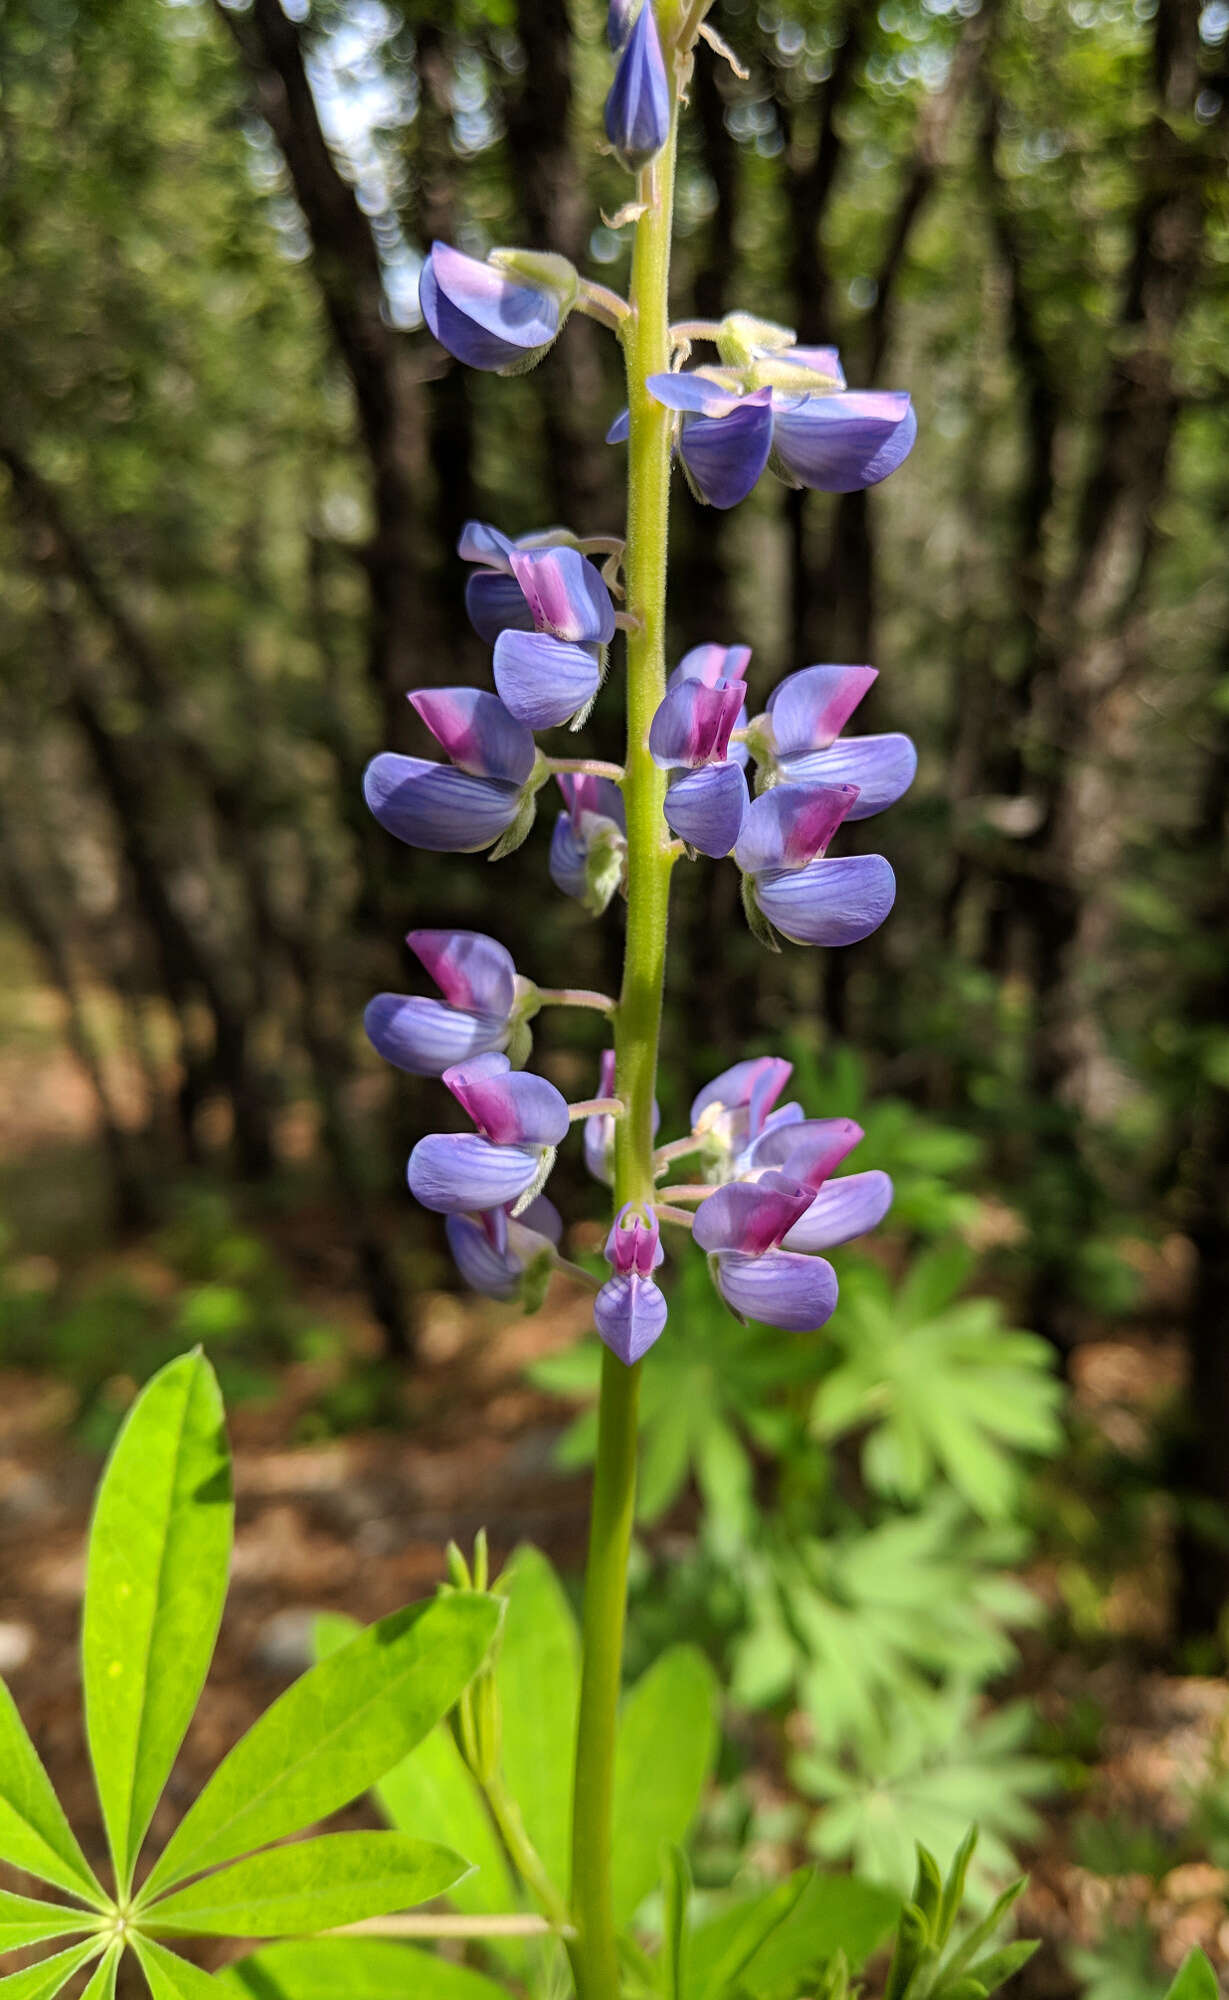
[407,929,518,1019]
[748,1116,864,1188]
[650,679,746,768]
[734,783,861,875]
[508,546,615,645]
[780,733,918,819]
[408,688,538,786]
[444,1054,569,1146]
[692,1172,815,1256]
[713,1248,838,1331]
[671,643,752,691]
[766,665,878,755]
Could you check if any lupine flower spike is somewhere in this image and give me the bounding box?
[595,1203,668,1363]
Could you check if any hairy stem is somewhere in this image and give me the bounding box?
[568,95,681,2000]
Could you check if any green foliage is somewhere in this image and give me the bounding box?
[221,1938,512,2000]
[813,1248,1064,1523]
[82,1349,232,1893]
[1163,1952,1221,2000]
[0,1353,502,1999]
[611,1647,720,1925]
[877,1836,1038,1999]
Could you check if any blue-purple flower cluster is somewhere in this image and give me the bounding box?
[362,10,919,1363]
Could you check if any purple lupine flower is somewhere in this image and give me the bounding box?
[365,929,533,1077]
[363,690,539,855]
[749,664,917,819]
[595,1202,668,1364]
[549,774,627,914]
[420,242,576,375]
[604,2,670,174]
[459,521,576,646]
[407,1052,569,1214]
[641,370,916,507]
[734,782,897,948]
[689,1055,798,1179]
[649,674,749,856]
[446,1196,562,1304]
[493,546,616,730]
[692,1172,838,1331]
[585,1050,660,1183]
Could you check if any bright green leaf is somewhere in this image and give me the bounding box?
[0,1890,101,1949]
[78,1947,119,2000]
[142,1831,468,1936]
[143,1593,500,1897]
[495,1547,578,1894]
[1163,1951,1220,2000]
[662,1846,692,2000]
[0,1678,103,1902]
[685,1871,811,2000]
[740,1874,901,1992]
[82,1350,233,1892]
[0,1940,102,1999]
[220,1938,512,2000]
[611,1647,718,1926]
[135,1937,233,1998]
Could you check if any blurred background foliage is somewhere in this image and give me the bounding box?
[0,0,1227,1991]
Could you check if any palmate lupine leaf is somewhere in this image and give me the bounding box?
[0,1679,104,1903]
[82,1349,233,1895]
[313,1613,519,1946]
[135,1937,232,1999]
[219,1938,512,2000]
[140,1591,502,1898]
[78,1946,121,2000]
[140,1831,469,1936]
[812,1253,1063,1523]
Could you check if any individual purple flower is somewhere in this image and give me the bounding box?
[365,930,532,1078]
[669,643,752,768]
[420,242,576,375]
[585,1050,659,1184]
[641,370,916,507]
[407,1053,569,1215]
[649,674,749,856]
[692,1172,838,1331]
[446,1196,562,1307]
[595,1203,668,1364]
[493,546,616,730]
[458,521,576,646]
[605,3,670,175]
[688,1056,798,1178]
[549,774,627,914]
[734,782,897,949]
[749,663,917,819]
[363,690,539,856]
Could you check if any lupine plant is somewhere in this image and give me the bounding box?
[3,12,1220,2000]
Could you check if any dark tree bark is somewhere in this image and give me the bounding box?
[211,0,430,748]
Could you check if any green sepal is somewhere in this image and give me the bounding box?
[487,788,539,862]
[740,873,781,953]
[488,248,579,313]
[583,817,627,915]
[715,311,796,366]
